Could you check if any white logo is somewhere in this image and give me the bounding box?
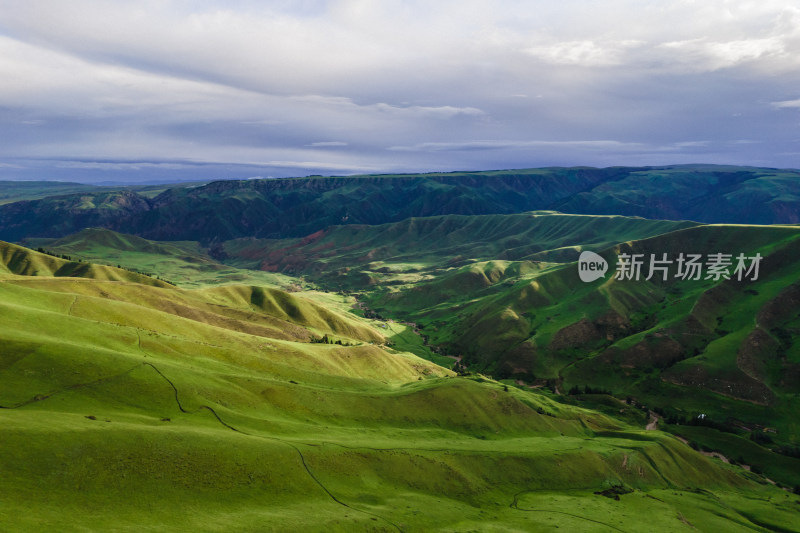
[614,252,762,282]
[578,251,608,282]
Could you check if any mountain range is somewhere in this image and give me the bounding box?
[2,165,799,244]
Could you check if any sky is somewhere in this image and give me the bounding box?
[1,0,799,183]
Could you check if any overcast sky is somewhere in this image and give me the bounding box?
[1,0,799,183]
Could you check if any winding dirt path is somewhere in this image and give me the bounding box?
[646,411,659,431]
[510,490,629,532]
[0,361,404,532]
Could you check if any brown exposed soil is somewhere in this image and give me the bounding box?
[514,379,542,389]
[646,411,659,431]
[595,336,684,371]
[700,451,730,464]
[550,319,600,350]
[757,282,800,327]
[736,327,777,382]
[663,365,773,405]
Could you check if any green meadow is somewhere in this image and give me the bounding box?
[2,235,799,531]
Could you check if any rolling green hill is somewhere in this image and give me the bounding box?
[351,223,800,486]
[35,219,800,471]
[223,212,697,283]
[167,206,800,489]
[2,240,797,531]
[0,239,383,345]
[25,227,295,288]
[0,239,171,287]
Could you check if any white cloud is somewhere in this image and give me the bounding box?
[772,99,800,109]
[659,37,787,71]
[370,103,485,118]
[524,40,643,67]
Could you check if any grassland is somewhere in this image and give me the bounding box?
[2,238,798,531]
[25,227,297,289]
[344,222,800,486]
[223,211,695,282]
[162,208,800,495]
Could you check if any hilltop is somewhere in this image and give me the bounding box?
[223,212,697,281]
[0,239,172,287]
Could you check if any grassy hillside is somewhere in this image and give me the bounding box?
[0,239,171,287]
[224,212,695,285]
[35,220,800,463]
[352,223,800,486]
[27,217,800,489]
[2,241,797,531]
[26,227,295,288]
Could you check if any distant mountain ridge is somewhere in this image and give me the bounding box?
[1,165,798,242]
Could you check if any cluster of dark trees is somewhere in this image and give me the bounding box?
[36,247,77,261]
[309,334,354,346]
[452,360,470,375]
[569,385,613,396]
[36,246,174,284]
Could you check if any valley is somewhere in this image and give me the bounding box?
[2,166,800,531]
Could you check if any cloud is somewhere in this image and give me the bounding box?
[290,96,484,119]
[772,99,800,109]
[369,103,485,118]
[658,37,787,71]
[53,161,196,171]
[389,140,643,152]
[0,0,799,182]
[307,141,349,147]
[524,40,643,67]
[240,159,381,172]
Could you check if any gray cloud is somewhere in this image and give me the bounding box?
[389,140,644,152]
[0,0,798,183]
[307,142,348,147]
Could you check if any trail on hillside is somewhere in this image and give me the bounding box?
[0,364,142,409]
[138,362,406,532]
[0,359,405,532]
[510,490,629,532]
[646,411,659,431]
